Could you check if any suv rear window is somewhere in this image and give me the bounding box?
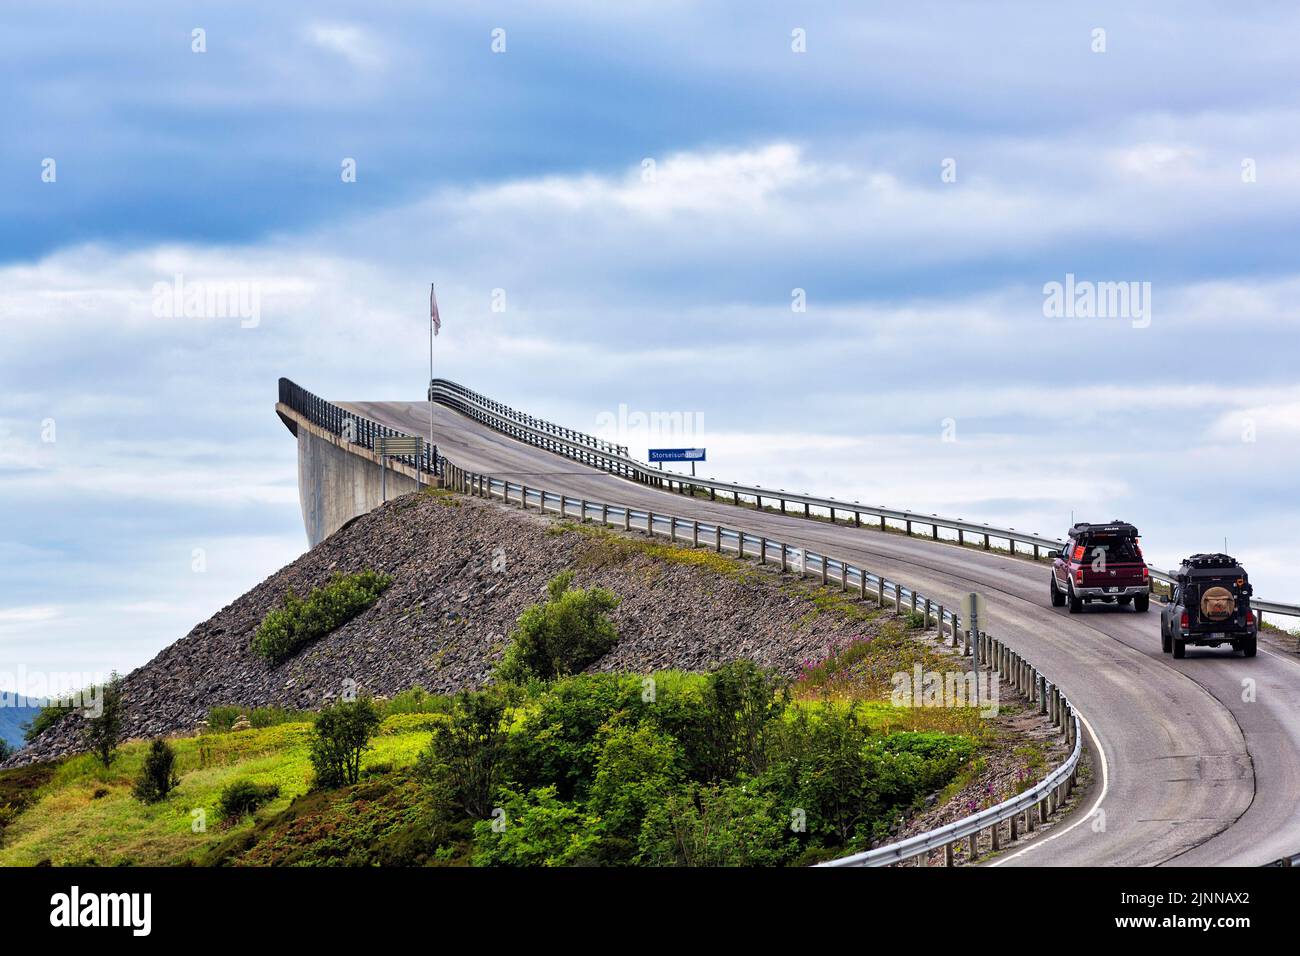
[1077,536,1142,562]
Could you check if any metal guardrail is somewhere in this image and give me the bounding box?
[427,379,1300,620]
[281,376,1088,866]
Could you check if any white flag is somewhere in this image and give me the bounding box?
[430,283,441,336]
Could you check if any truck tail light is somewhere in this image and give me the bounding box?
[1075,569,1084,585]
[1141,567,1149,581]
[1180,612,1189,629]
[1247,611,1256,626]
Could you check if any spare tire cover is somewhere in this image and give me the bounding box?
[1200,586,1235,622]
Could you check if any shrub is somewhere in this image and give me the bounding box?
[251,570,394,665]
[587,720,684,843]
[472,786,602,867]
[218,780,281,821]
[698,660,787,781]
[904,610,928,630]
[132,739,179,804]
[309,697,382,789]
[636,783,795,867]
[417,688,510,818]
[495,571,620,682]
[505,673,640,800]
[84,673,125,769]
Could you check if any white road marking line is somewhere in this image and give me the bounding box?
[991,707,1109,865]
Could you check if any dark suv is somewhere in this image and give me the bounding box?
[1160,553,1257,658]
[1049,520,1151,613]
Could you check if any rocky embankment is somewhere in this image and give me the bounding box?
[10,489,880,766]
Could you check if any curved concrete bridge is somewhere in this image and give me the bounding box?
[278,382,1300,867]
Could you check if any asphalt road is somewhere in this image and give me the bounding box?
[343,398,1300,866]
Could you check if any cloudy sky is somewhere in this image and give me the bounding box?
[3,2,1299,687]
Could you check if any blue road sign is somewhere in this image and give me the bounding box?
[649,448,706,463]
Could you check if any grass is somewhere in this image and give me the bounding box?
[0,713,437,867]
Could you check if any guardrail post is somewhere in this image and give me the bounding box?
[932,523,939,540]
[958,529,964,546]
[910,590,919,616]
[879,515,886,532]
[944,842,954,867]
[859,568,867,599]
[854,511,861,527]
[820,556,828,585]
[983,533,991,551]
[760,538,768,565]
[839,561,847,591]
[968,832,977,861]
[1039,675,1048,714]
[647,512,655,537]
[520,484,528,510]
[893,583,901,614]
[714,526,722,552]
[990,821,1001,851]
[623,508,631,532]
[923,598,932,629]
[877,577,885,607]
[601,503,608,525]
[905,519,913,536]
[1010,813,1019,842]
[580,499,589,523]
[963,624,971,656]
[691,521,699,548]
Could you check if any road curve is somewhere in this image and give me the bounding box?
[341,398,1300,866]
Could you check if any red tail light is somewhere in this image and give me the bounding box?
[1247,611,1256,626]
[1141,567,1149,581]
[1180,612,1189,629]
[1075,569,1084,585]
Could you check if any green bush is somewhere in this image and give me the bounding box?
[23,702,71,743]
[587,720,684,842]
[637,783,795,867]
[472,786,602,866]
[417,688,511,818]
[132,739,179,804]
[251,570,394,665]
[218,780,281,820]
[504,673,641,800]
[495,571,620,682]
[309,697,382,789]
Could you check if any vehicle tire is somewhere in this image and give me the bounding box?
[1068,584,1082,614]
[1050,576,1065,607]
[1242,636,1257,658]
[1161,624,1171,654]
[1172,638,1186,659]
[1134,593,1150,613]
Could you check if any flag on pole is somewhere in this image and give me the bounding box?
[430,283,441,336]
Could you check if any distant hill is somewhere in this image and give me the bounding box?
[0,698,42,749]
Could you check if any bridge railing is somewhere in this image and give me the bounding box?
[427,379,1300,620]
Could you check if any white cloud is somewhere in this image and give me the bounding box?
[305,22,385,70]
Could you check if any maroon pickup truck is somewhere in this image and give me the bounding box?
[1049,520,1151,613]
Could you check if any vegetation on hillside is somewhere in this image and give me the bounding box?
[251,570,393,664]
